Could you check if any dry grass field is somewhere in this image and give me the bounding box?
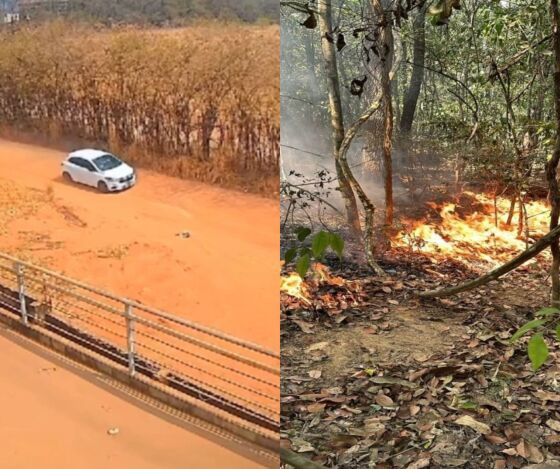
[0,21,279,195]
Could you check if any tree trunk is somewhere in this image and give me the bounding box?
[338,94,386,276]
[400,5,426,134]
[549,0,560,306]
[371,0,395,232]
[303,29,319,123]
[317,0,362,236]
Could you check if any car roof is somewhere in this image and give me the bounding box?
[68,149,112,161]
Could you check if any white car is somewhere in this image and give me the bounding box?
[61,149,136,193]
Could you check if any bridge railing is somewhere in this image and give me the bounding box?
[0,252,279,433]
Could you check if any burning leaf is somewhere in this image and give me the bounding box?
[455,415,491,434]
[393,192,550,267]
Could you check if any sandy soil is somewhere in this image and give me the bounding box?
[0,325,269,469]
[0,139,279,351]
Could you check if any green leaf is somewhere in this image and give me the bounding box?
[296,253,310,279]
[536,307,560,318]
[458,400,478,410]
[311,231,330,259]
[284,248,297,264]
[296,227,311,242]
[528,333,548,371]
[299,247,311,257]
[556,324,560,342]
[329,233,345,259]
[510,319,545,342]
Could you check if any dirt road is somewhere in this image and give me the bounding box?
[0,326,270,469]
[0,139,279,351]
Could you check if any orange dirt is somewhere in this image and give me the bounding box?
[0,326,269,469]
[0,139,279,352]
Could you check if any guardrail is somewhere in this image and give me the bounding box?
[0,252,279,436]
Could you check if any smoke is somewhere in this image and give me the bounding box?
[280,5,452,223]
[280,9,406,217]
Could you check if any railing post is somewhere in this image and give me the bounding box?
[15,262,28,325]
[124,302,136,376]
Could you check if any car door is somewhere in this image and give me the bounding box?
[68,157,95,186]
[80,159,100,187]
[66,157,87,184]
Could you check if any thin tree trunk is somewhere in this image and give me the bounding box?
[317,0,362,236]
[303,29,319,123]
[371,0,395,231]
[400,5,426,134]
[548,0,560,306]
[338,94,386,276]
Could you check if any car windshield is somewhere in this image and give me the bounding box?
[93,154,122,171]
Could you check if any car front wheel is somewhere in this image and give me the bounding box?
[97,181,109,193]
[62,172,73,183]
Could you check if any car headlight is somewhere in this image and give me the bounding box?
[105,177,116,182]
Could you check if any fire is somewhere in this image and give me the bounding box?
[280,272,310,303]
[280,263,348,303]
[394,192,550,266]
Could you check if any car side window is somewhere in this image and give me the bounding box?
[68,157,82,167]
[82,160,96,172]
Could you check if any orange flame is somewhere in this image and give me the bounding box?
[393,192,550,266]
[280,273,310,303]
[281,263,348,303]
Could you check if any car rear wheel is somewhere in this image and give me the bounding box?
[97,181,109,193]
[62,172,73,183]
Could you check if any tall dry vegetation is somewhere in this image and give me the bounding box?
[0,21,279,194]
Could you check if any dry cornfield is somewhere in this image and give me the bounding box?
[0,21,279,194]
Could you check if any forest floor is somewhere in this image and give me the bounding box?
[281,230,560,468]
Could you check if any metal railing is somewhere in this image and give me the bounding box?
[0,252,279,433]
